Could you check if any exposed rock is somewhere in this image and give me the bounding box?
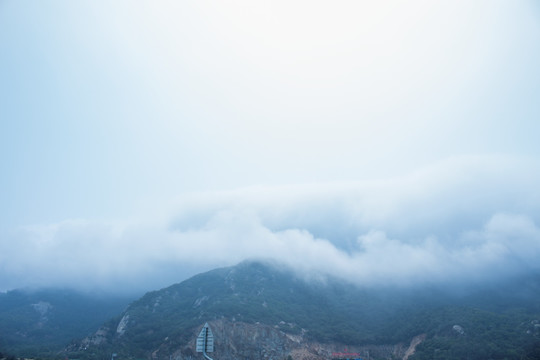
[31,301,52,320]
[193,296,209,308]
[452,324,465,335]
[116,314,129,336]
[402,334,426,360]
[158,319,417,360]
[75,326,112,348]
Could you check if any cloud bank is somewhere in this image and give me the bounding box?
[1,156,540,293]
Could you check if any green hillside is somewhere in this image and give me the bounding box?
[70,261,540,360]
[0,289,133,357]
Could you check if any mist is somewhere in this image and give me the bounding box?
[1,1,540,295]
[1,155,539,293]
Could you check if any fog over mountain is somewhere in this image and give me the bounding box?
[1,1,540,294]
[2,155,539,293]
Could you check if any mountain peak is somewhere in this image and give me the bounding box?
[64,263,540,360]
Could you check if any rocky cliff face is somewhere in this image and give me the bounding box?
[147,319,422,360]
[73,318,424,360]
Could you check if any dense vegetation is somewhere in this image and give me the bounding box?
[0,289,133,358]
[3,262,540,360]
[70,261,540,360]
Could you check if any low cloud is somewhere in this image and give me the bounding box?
[1,156,540,293]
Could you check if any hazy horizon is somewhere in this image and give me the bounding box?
[1,1,540,294]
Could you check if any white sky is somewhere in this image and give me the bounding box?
[1,1,540,292]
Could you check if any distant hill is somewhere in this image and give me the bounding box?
[67,261,540,360]
[0,288,133,357]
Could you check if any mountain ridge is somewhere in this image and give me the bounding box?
[67,260,540,360]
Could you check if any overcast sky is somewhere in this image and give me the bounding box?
[1,1,540,293]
